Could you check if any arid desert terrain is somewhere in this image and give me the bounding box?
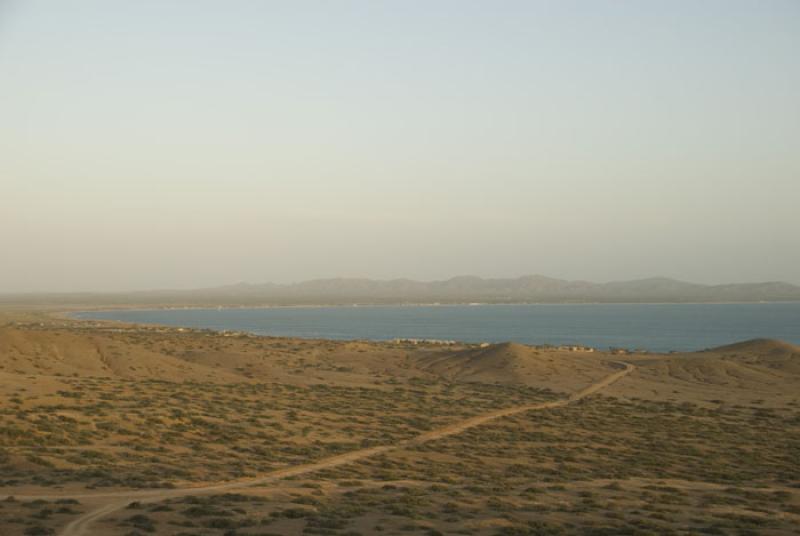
[0,310,798,535]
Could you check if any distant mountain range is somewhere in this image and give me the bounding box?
[4,276,800,306]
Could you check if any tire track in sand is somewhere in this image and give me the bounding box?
[24,362,633,536]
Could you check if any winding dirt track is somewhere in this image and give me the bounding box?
[12,362,634,535]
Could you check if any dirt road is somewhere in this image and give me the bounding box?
[10,362,634,535]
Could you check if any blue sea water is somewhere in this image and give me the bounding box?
[73,303,800,352]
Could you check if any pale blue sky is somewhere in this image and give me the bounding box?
[1,1,798,292]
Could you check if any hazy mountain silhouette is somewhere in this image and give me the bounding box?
[3,276,800,306]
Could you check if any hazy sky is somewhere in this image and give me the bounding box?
[1,1,799,292]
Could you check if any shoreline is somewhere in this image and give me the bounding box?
[63,299,800,315]
[59,302,800,354]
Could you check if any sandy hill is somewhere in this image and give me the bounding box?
[0,327,242,383]
[708,338,800,355]
[698,338,800,378]
[702,338,800,371]
[608,338,800,404]
[412,342,617,393]
[173,340,422,387]
[0,325,622,395]
[5,321,797,405]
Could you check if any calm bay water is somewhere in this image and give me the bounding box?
[74,303,800,352]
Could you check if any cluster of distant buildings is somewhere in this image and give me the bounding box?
[390,339,600,353]
[557,345,596,353]
[392,338,458,346]
[531,343,597,352]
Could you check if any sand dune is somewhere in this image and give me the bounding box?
[412,342,617,393]
[2,324,798,404]
[0,327,241,383]
[0,326,617,392]
[702,338,800,373]
[607,338,800,403]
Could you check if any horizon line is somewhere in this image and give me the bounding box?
[2,274,799,296]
